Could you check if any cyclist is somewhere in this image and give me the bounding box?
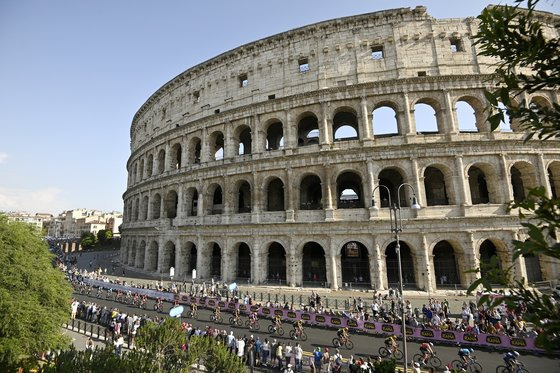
[384,334,398,353]
[503,351,520,372]
[419,342,434,365]
[190,302,198,318]
[458,347,474,366]
[273,314,282,332]
[155,297,164,311]
[133,292,139,305]
[337,327,349,344]
[293,319,304,339]
[249,311,258,329]
[213,306,221,321]
[140,294,148,309]
[116,289,123,302]
[233,308,241,323]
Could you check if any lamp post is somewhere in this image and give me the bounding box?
[372,183,421,373]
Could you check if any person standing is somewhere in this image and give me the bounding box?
[284,342,292,368]
[313,347,323,372]
[276,341,284,370]
[294,343,303,373]
[262,338,270,366]
[322,347,331,373]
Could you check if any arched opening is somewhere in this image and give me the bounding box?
[189,244,197,274]
[267,242,286,283]
[336,172,364,209]
[424,166,449,206]
[372,105,399,136]
[468,166,490,204]
[548,161,560,198]
[129,241,137,266]
[340,241,370,286]
[171,144,182,170]
[146,154,154,176]
[237,126,252,155]
[236,243,251,280]
[385,241,416,288]
[456,101,478,132]
[157,149,166,174]
[210,243,222,278]
[237,181,252,213]
[139,159,145,181]
[415,102,439,134]
[378,168,406,207]
[189,137,201,164]
[433,241,460,288]
[497,102,513,132]
[141,196,149,220]
[147,241,158,271]
[511,163,537,203]
[210,185,223,215]
[162,241,176,274]
[133,198,139,221]
[266,178,285,211]
[479,239,503,282]
[209,131,224,160]
[302,242,327,285]
[164,190,178,219]
[151,193,161,219]
[300,174,322,210]
[133,163,138,183]
[266,121,284,150]
[333,110,359,141]
[185,188,198,216]
[297,114,320,147]
[524,254,543,283]
[137,241,146,268]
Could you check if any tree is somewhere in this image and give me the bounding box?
[0,214,73,370]
[96,229,113,245]
[80,232,97,248]
[468,0,560,351]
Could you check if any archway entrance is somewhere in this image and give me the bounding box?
[479,240,503,284]
[210,243,222,278]
[237,243,251,280]
[267,242,286,284]
[385,242,416,288]
[524,254,543,283]
[302,242,326,285]
[340,241,370,286]
[433,241,460,288]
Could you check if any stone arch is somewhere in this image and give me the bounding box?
[340,241,370,286]
[336,171,364,209]
[529,95,552,113]
[297,112,320,147]
[455,95,486,132]
[299,173,323,210]
[208,131,224,160]
[372,101,399,136]
[479,239,507,282]
[468,164,493,204]
[548,161,560,198]
[207,183,223,215]
[267,241,286,283]
[432,240,460,287]
[302,241,327,284]
[414,98,442,134]
[136,240,146,268]
[233,242,252,280]
[146,240,158,271]
[133,198,140,221]
[210,242,222,278]
[141,195,149,220]
[146,153,154,176]
[235,125,252,155]
[378,167,407,207]
[264,120,284,151]
[385,241,416,288]
[151,193,161,219]
[184,187,199,216]
[164,189,179,219]
[128,240,137,266]
[188,137,201,164]
[157,148,166,174]
[235,179,252,213]
[188,242,197,275]
[139,159,145,181]
[510,161,538,202]
[265,177,285,211]
[424,165,453,206]
[162,241,176,274]
[132,162,138,184]
[332,108,359,141]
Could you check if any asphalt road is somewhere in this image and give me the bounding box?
[73,292,559,372]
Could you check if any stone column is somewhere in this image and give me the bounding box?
[454,155,469,205]
[286,252,298,287]
[402,92,415,136]
[164,142,171,172]
[177,185,185,219]
[324,164,334,221]
[224,121,234,159]
[181,136,188,170]
[201,128,209,163]
[444,90,458,134]
[537,153,552,198]
[419,234,436,292]
[284,109,295,149]
[157,237,165,274]
[360,97,372,140]
[251,240,264,284]
[252,171,261,223]
[320,102,332,145]
[370,236,385,290]
[410,157,425,207]
[464,231,480,284]
[222,240,233,282]
[196,237,208,279]
[499,154,513,202]
[197,181,205,217]
[285,167,295,222]
[252,114,262,154]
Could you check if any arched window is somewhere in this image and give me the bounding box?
[340,241,370,286]
[300,174,322,210]
[524,254,543,283]
[211,185,223,215]
[139,159,145,181]
[237,181,251,213]
[456,101,478,132]
[266,178,285,211]
[333,110,359,141]
[133,198,139,221]
[302,242,327,284]
[164,190,178,219]
[267,242,286,283]
[189,138,201,164]
[385,242,415,287]
[185,188,198,216]
[266,121,284,150]
[171,143,182,170]
[510,163,537,203]
[209,132,224,160]
[548,161,560,198]
[237,126,252,155]
[157,149,166,174]
[378,168,406,207]
[146,154,154,176]
[162,241,176,273]
[137,241,146,268]
[297,114,319,147]
[468,166,490,204]
[415,102,439,133]
[236,243,251,279]
[372,105,398,136]
[336,172,364,208]
[147,241,159,271]
[151,194,161,220]
[479,240,504,284]
[497,102,513,132]
[424,166,449,206]
[141,196,149,220]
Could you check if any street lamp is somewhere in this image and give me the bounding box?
[372,183,421,373]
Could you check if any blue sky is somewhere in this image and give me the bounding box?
[0,0,557,215]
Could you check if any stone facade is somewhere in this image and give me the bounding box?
[120,6,560,291]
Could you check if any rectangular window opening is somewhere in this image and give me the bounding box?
[450,38,463,53]
[193,91,200,102]
[239,73,248,87]
[417,71,427,77]
[268,94,276,100]
[371,46,384,60]
[214,109,220,114]
[298,58,309,73]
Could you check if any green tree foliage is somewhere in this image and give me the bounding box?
[96,229,113,245]
[186,337,245,373]
[135,317,187,371]
[0,214,73,370]
[80,232,97,249]
[468,0,560,351]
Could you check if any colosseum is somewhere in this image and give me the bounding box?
[120,6,560,292]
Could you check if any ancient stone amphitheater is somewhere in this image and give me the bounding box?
[121,6,560,292]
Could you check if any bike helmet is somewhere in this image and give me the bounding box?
[469,348,474,353]
[429,342,433,347]
[513,351,519,357]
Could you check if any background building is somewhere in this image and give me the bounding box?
[120,6,560,291]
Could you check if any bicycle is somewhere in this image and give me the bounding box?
[289,328,308,341]
[378,345,404,360]
[153,302,164,313]
[451,356,483,373]
[413,352,442,369]
[210,314,223,323]
[332,336,354,350]
[268,324,285,336]
[495,362,528,373]
[245,319,260,330]
[229,316,243,327]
